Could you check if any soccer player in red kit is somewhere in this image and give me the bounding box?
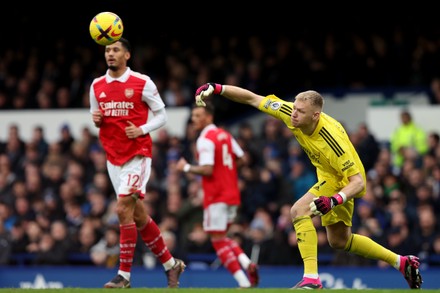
[176,102,259,288]
[89,38,185,288]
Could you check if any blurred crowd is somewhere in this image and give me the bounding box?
[2,26,440,121]
[1,25,440,270]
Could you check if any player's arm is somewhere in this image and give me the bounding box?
[92,110,103,128]
[231,136,245,168]
[140,108,167,135]
[195,83,265,108]
[235,156,245,169]
[141,76,168,134]
[89,85,103,128]
[339,173,365,200]
[309,172,365,216]
[176,157,213,176]
[125,108,167,139]
[176,137,215,176]
[191,164,213,176]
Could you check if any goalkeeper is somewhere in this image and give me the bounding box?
[194,83,423,290]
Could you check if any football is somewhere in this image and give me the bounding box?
[89,12,124,46]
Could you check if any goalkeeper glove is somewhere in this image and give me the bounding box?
[195,83,223,106]
[309,193,346,216]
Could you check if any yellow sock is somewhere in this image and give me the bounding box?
[345,234,398,267]
[293,216,318,275]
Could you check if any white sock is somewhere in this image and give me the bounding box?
[118,270,130,281]
[394,255,402,270]
[304,274,319,279]
[238,253,252,269]
[233,270,251,288]
[163,257,176,271]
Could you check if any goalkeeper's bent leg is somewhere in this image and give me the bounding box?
[345,234,399,267]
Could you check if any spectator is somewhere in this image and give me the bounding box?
[58,124,75,156]
[427,132,440,157]
[429,234,440,266]
[390,110,428,169]
[0,201,16,231]
[236,122,263,165]
[3,125,26,174]
[33,232,68,265]
[0,220,11,264]
[9,220,28,256]
[13,197,35,223]
[73,222,99,254]
[281,160,317,203]
[90,226,119,268]
[352,123,381,172]
[175,179,204,251]
[428,76,440,104]
[243,209,277,265]
[185,223,214,256]
[414,205,438,259]
[30,125,49,163]
[50,220,74,254]
[24,221,43,254]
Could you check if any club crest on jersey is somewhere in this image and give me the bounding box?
[270,101,281,110]
[125,88,134,98]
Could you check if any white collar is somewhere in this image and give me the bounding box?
[105,67,131,83]
[200,124,217,136]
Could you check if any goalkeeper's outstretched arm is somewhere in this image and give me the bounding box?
[195,83,265,108]
[221,85,265,108]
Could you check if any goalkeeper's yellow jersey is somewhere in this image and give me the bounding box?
[258,95,366,197]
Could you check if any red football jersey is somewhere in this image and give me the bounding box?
[197,124,244,207]
[90,68,165,166]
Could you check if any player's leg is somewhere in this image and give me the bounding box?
[135,201,185,287]
[290,191,323,289]
[205,203,251,288]
[225,205,259,287]
[104,161,137,288]
[129,157,185,288]
[226,236,259,287]
[326,203,422,289]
